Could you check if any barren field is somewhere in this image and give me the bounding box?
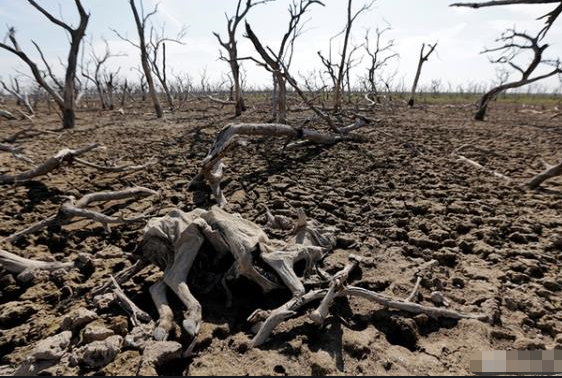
[1,99,562,375]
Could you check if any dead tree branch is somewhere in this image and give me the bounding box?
[474,29,561,120]
[2,187,158,244]
[0,144,100,184]
[450,0,562,39]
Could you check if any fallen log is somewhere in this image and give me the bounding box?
[190,121,368,206]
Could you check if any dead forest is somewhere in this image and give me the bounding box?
[1,0,562,376]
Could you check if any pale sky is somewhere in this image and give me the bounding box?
[0,0,561,92]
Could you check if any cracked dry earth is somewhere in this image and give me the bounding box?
[0,100,561,375]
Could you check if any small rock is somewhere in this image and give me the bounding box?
[229,190,247,204]
[13,331,72,376]
[509,232,528,244]
[407,230,441,249]
[542,280,561,292]
[109,315,129,336]
[82,323,115,343]
[73,335,123,369]
[310,350,336,376]
[93,293,116,311]
[61,308,98,331]
[513,337,545,350]
[471,240,495,256]
[31,331,72,360]
[138,341,183,375]
[507,271,530,284]
[0,300,39,328]
[430,291,449,307]
[432,249,458,267]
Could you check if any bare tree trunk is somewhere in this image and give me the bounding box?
[408,42,437,107]
[129,0,163,118]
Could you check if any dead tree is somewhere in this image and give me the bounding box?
[450,0,562,39]
[407,42,437,107]
[0,0,89,129]
[148,25,186,111]
[244,0,324,123]
[363,26,398,105]
[81,40,123,110]
[331,0,374,111]
[214,0,271,116]
[114,0,163,118]
[473,29,561,120]
[0,77,34,115]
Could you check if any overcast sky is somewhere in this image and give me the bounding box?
[1,0,561,92]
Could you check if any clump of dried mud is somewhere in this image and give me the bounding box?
[0,100,561,375]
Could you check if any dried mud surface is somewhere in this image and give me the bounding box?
[1,100,561,375]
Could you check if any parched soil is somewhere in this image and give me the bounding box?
[0,99,561,375]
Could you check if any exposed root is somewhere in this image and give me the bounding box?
[309,255,361,324]
[2,187,158,244]
[248,255,485,347]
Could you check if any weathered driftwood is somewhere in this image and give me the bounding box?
[72,157,159,173]
[0,248,73,274]
[405,259,438,303]
[110,275,152,326]
[0,109,16,120]
[527,159,562,189]
[452,145,562,189]
[2,187,158,244]
[0,144,100,184]
[190,121,368,206]
[452,144,511,181]
[133,206,486,354]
